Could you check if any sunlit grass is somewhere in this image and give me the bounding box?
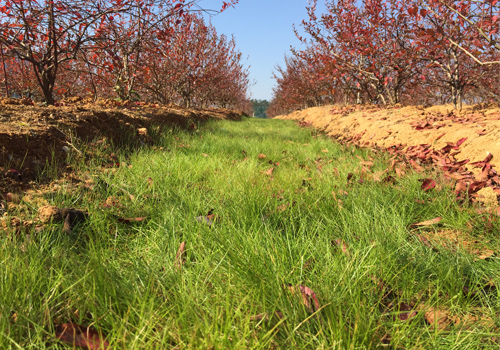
[1,117,499,349]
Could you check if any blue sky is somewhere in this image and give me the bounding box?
[200,0,327,101]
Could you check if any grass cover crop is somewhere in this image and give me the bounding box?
[1,118,499,349]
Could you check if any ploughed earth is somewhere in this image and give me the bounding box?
[0,97,243,194]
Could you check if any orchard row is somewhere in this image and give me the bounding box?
[268,0,500,117]
[0,0,251,111]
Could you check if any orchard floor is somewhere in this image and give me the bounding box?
[0,111,499,348]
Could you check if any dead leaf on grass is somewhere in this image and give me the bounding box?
[421,178,437,191]
[409,160,424,172]
[175,241,186,268]
[332,239,349,255]
[423,307,451,330]
[263,167,274,176]
[63,214,72,234]
[396,302,418,321]
[101,196,121,208]
[3,193,21,203]
[413,217,442,226]
[55,323,109,349]
[249,311,285,322]
[416,234,433,248]
[275,201,296,213]
[195,212,217,226]
[395,167,405,177]
[287,284,320,312]
[258,153,267,159]
[117,217,146,224]
[455,181,468,195]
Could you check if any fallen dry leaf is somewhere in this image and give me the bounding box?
[397,302,418,321]
[175,241,186,269]
[258,153,267,159]
[275,201,296,213]
[287,284,321,312]
[117,217,146,224]
[55,323,109,349]
[264,167,274,176]
[413,217,442,226]
[395,167,405,177]
[249,311,285,322]
[63,214,72,234]
[195,213,217,226]
[421,178,437,191]
[3,192,21,203]
[455,181,468,194]
[424,307,450,330]
[332,239,349,255]
[435,132,446,141]
[409,160,424,172]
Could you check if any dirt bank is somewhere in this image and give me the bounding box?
[276,103,500,208]
[0,98,244,193]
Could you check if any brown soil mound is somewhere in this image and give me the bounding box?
[0,98,244,193]
[276,103,500,208]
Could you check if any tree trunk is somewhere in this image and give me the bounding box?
[0,44,9,97]
[39,68,56,105]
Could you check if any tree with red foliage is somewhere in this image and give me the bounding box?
[406,1,493,109]
[416,0,500,66]
[0,54,39,98]
[0,0,135,104]
[270,0,500,115]
[300,0,422,105]
[0,0,238,104]
[140,14,250,109]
